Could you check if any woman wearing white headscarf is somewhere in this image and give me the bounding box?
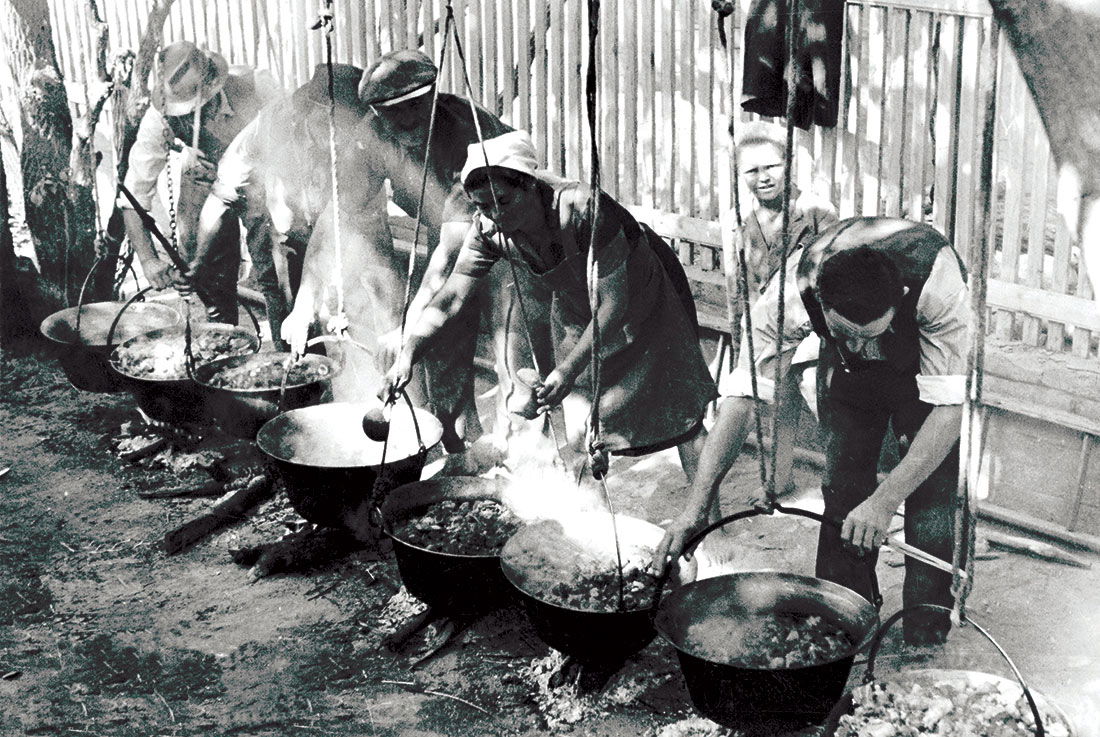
[384,130,716,475]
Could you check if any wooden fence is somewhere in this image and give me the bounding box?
[33,0,1100,359]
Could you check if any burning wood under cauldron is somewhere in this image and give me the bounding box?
[501,512,667,667]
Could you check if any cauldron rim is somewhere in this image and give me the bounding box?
[192,351,341,395]
[380,476,512,561]
[835,667,1077,736]
[256,400,443,469]
[40,301,181,347]
[109,323,260,386]
[653,570,878,671]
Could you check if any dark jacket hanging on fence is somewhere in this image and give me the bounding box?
[741,0,846,129]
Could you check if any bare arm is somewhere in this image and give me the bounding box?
[383,271,481,398]
[841,404,961,549]
[650,395,756,573]
[403,221,471,326]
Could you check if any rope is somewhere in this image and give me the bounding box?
[582,0,626,610]
[764,0,801,508]
[583,0,606,468]
[714,0,770,495]
[951,22,998,626]
[317,0,346,323]
[396,13,449,342]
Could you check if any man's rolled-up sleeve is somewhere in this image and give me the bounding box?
[120,109,171,210]
[916,248,970,405]
[718,266,814,402]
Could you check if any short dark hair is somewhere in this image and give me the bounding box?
[817,246,905,323]
[463,166,535,194]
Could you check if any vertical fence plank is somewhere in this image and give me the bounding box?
[466,0,481,102]
[602,0,619,199]
[1073,248,1094,356]
[533,0,548,166]
[348,0,364,68]
[514,0,530,133]
[879,8,905,217]
[685,0,698,218]
[1048,215,1072,350]
[852,4,872,216]
[904,11,931,222]
[446,0,461,92]
[560,0,578,178]
[931,14,958,238]
[662,1,675,211]
[1021,128,1051,345]
[837,3,860,218]
[547,0,564,174]
[364,0,378,63]
[860,6,884,216]
[639,0,655,207]
[407,0,418,50]
[620,0,638,205]
[952,17,982,263]
[498,0,514,123]
[483,0,497,113]
[993,44,1024,339]
[704,7,719,220]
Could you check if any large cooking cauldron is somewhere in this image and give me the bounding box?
[380,476,515,615]
[192,352,341,439]
[501,512,665,664]
[256,400,443,533]
[824,603,1076,737]
[653,507,879,735]
[109,323,260,424]
[39,298,181,392]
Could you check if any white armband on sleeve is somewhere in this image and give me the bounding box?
[916,374,966,405]
[718,367,777,403]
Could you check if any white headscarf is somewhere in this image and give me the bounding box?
[460,130,540,187]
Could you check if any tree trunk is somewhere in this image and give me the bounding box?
[8,0,90,325]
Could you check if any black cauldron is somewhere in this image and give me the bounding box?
[500,512,665,665]
[40,300,181,392]
[824,603,1076,737]
[109,323,260,424]
[654,571,878,734]
[192,352,341,439]
[380,476,516,614]
[256,400,443,534]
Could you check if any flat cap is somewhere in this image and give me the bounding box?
[358,49,438,106]
[292,63,365,114]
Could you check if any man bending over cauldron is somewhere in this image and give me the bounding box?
[282,50,521,459]
[655,216,970,646]
[120,41,281,322]
[192,64,368,349]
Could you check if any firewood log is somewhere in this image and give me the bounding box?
[162,473,274,555]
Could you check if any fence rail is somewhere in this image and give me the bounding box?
[29,0,1098,359]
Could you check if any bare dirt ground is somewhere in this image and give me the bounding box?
[1,348,1098,737]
